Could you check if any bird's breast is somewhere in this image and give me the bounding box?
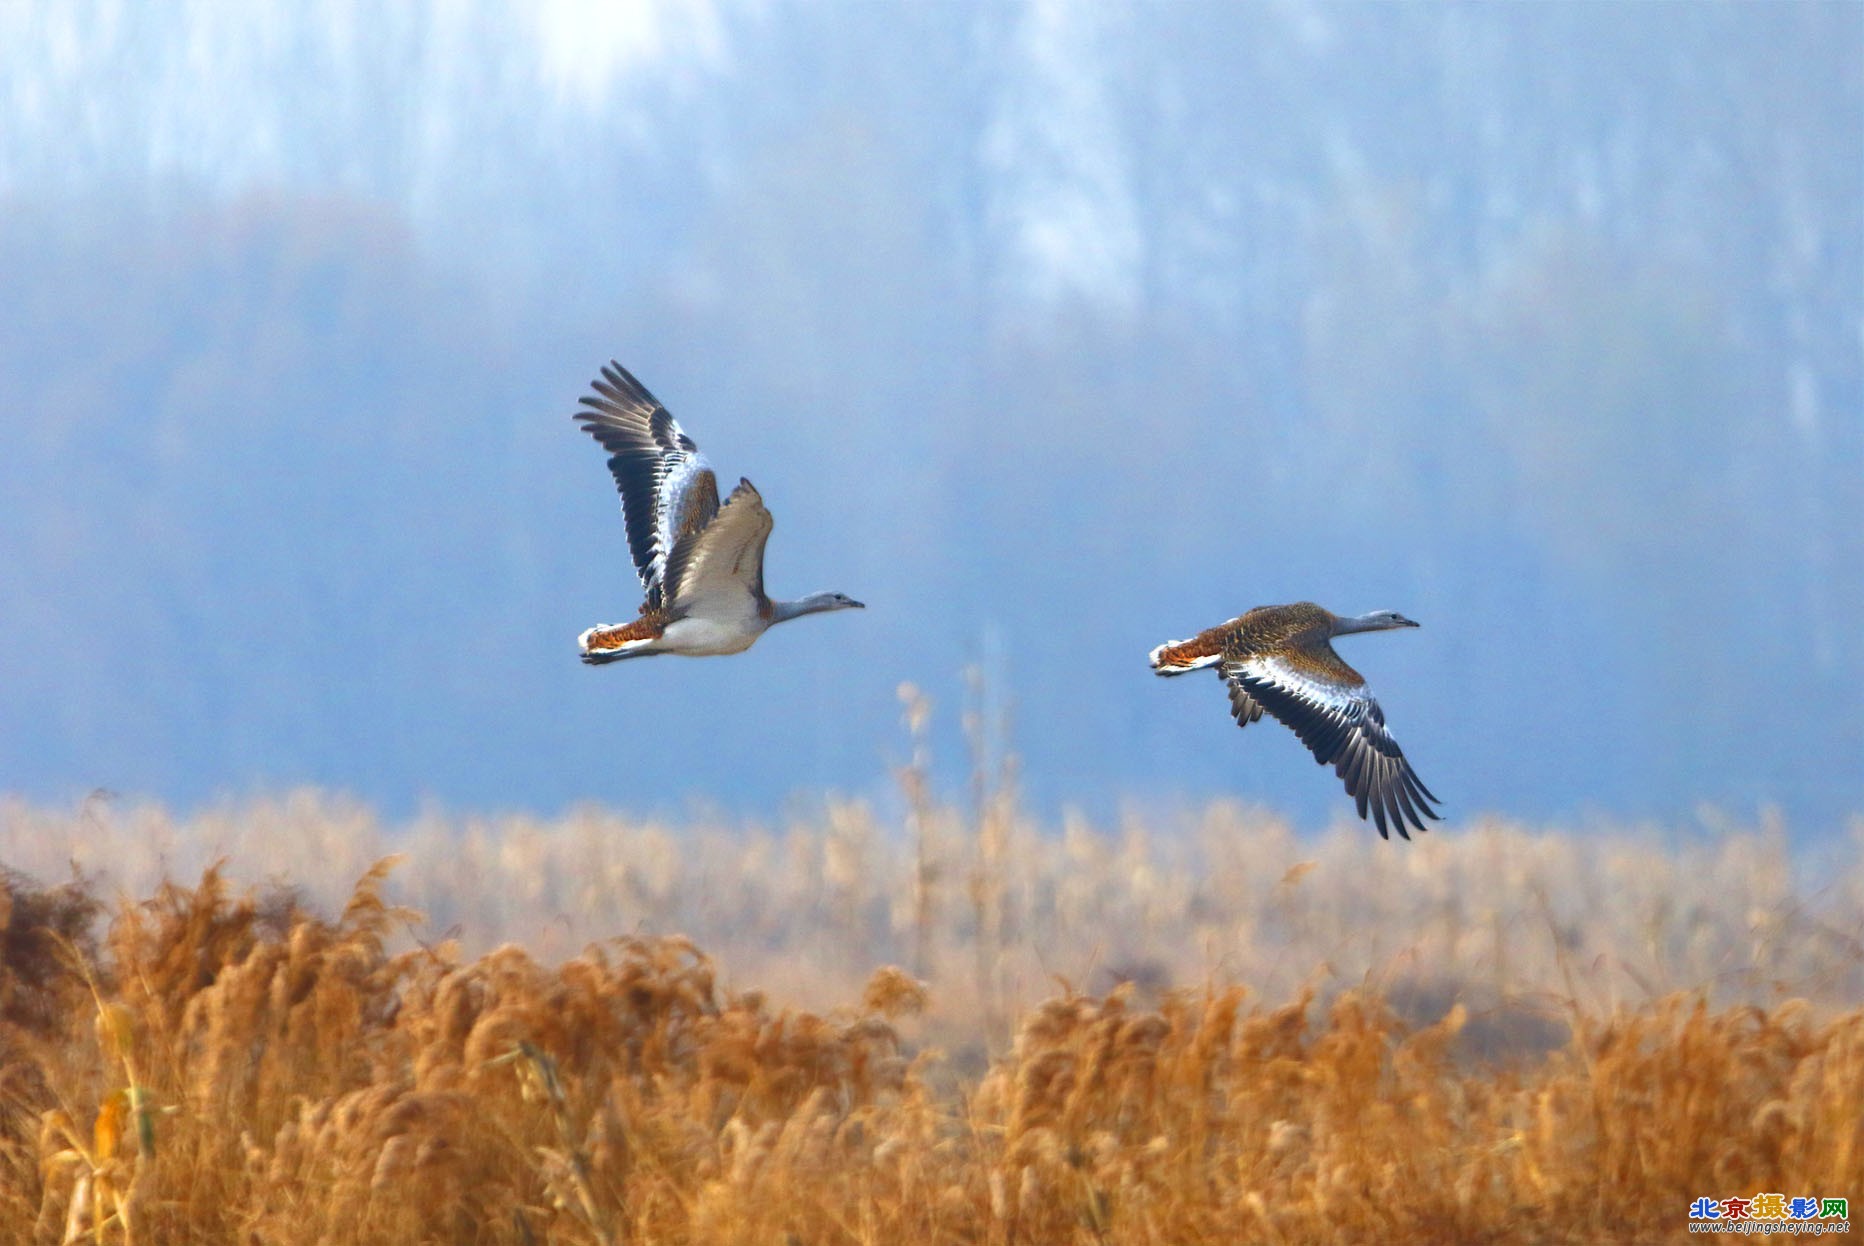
[660,613,765,656]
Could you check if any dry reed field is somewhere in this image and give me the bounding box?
[3,724,1864,1242]
[0,853,1860,1245]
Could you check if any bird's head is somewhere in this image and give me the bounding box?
[792,590,865,615]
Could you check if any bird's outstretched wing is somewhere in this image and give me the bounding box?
[1221,648,1440,840]
[662,478,774,616]
[574,361,720,608]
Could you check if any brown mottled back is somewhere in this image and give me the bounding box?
[1217,602,1337,658]
[1156,602,1338,671]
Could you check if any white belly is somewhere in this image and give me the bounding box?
[660,612,766,656]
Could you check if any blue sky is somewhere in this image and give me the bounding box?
[2,1,1859,835]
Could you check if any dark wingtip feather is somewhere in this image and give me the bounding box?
[1412,772,1443,806]
[584,360,667,415]
[1404,769,1442,822]
[1392,782,1423,838]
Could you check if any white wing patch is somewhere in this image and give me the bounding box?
[1235,652,1365,714]
[656,450,716,579]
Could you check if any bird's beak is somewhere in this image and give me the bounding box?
[1396,614,1420,627]
[846,599,866,610]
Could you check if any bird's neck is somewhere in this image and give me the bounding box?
[770,594,834,624]
[1330,612,1384,636]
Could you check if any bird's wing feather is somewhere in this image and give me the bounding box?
[663,478,774,616]
[1222,647,1440,840]
[574,361,719,607]
[1221,666,1266,727]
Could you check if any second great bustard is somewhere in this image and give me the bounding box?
[1150,602,1441,839]
[572,361,864,664]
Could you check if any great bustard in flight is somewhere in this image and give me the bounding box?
[572,361,863,664]
[1150,602,1440,839]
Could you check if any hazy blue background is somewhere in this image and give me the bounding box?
[2,1,1859,835]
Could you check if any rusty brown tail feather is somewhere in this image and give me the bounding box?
[1149,632,1225,674]
[579,614,666,664]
